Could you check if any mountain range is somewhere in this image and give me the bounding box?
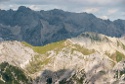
[1,32,125,83]
[1,6,125,84]
[0,6,125,46]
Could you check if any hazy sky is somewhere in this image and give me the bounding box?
[0,0,125,21]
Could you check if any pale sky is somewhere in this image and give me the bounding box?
[0,0,125,21]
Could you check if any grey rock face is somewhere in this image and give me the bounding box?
[0,6,125,46]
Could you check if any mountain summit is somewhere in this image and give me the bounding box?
[0,6,125,46]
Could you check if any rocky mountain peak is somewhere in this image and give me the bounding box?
[17,6,31,12]
[80,32,106,40]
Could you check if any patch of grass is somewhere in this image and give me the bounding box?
[117,41,125,48]
[116,51,124,62]
[72,44,95,55]
[22,40,65,54]
[22,41,33,48]
[26,55,51,74]
[22,40,95,55]
[105,51,125,62]
[117,41,125,50]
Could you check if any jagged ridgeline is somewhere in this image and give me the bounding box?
[0,6,125,46]
[1,32,125,83]
[0,62,32,84]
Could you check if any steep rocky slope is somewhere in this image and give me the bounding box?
[29,32,125,84]
[1,32,125,83]
[0,6,125,46]
[0,41,35,68]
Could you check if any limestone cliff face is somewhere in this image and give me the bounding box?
[1,32,125,84]
[0,41,35,68]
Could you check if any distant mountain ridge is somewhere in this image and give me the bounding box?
[0,6,125,46]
